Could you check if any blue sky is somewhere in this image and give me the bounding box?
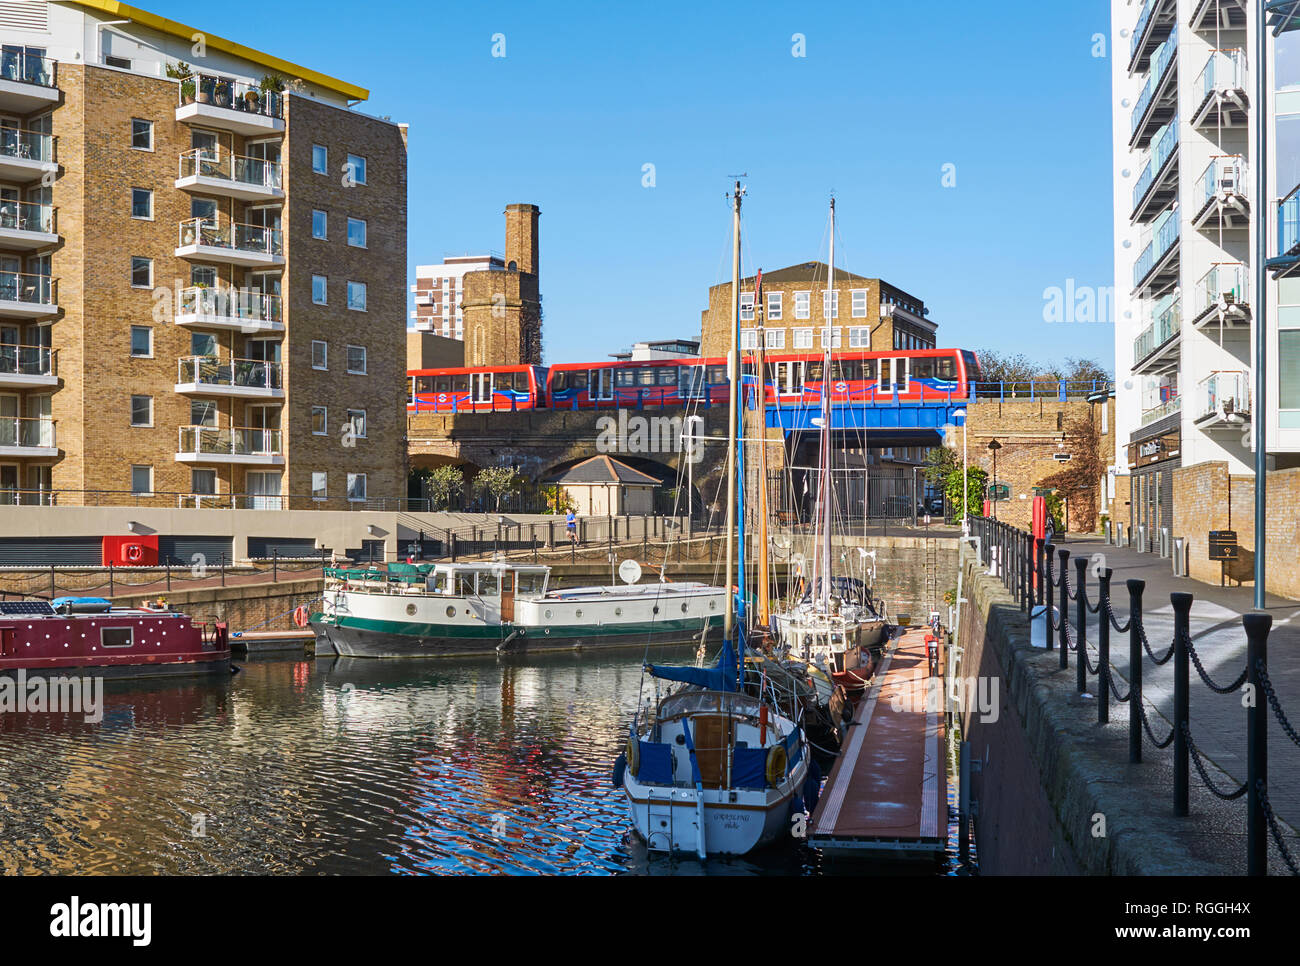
[150,0,1117,371]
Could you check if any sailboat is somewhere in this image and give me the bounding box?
[767,198,890,701]
[616,182,811,859]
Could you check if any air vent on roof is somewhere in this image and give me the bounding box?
[0,1,48,31]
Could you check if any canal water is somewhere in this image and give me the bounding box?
[0,648,973,875]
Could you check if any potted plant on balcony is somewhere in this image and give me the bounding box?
[167,61,196,104]
[213,80,231,108]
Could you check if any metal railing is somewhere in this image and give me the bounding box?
[0,271,54,306]
[179,73,284,120]
[1133,297,1180,364]
[178,286,282,324]
[178,149,282,190]
[0,126,54,164]
[1134,213,1180,290]
[1194,262,1248,318]
[0,50,54,87]
[1132,25,1178,138]
[1197,48,1247,102]
[1196,155,1247,210]
[177,218,283,257]
[1131,0,1156,62]
[0,415,54,448]
[0,344,53,377]
[1279,189,1300,257]
[1197,369,1250,421]
[1140,393,1181,427]
[0,199,54,234]
[969,516,1296,876]
[177,356,282,391]
[1133,118,1178,212]
[177,425,283,458]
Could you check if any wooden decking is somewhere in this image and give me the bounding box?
[809,627,947,858]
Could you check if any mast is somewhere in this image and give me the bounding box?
[723,181,742,644]
[755,269,771,627]
[817,198,836,612]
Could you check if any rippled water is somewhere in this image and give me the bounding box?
[0,649,971,875]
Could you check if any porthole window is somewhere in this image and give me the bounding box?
[575,609,583,619]
[446,606,456,618]
[545,609,553,620]
[709,600,717,610]
[681,603,689,613]
[407,604,417,616]
[614,607,622,616]
[652,606,659,615]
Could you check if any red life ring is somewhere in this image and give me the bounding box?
[293,605,310,628]
[125,544,144,564]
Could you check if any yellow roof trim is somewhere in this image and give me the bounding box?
[64,0,369,101]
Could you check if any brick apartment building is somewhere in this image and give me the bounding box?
[0,0,406,508]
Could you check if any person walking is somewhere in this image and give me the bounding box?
[565,509,577,545]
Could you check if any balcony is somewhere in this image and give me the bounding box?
[175,150,283,202]
[1130,0,1177,74]
[0,416,56,457]
[0,51,57,113]
[1196,370,1251,425]
[0,271,56,318]
[1131,118,1179,223]
[1133,212,1180,295]
[1192,49,1249,128]
[1191,0,1246,31]
[0,200,57,250]
[1140,393,1181,428]
[1130,26,1178,148]
[176,219,284,268]
[176,425,283,465]
[0,344,56,389]
[175,287,284,334]
[1271,188,1300,278]
[175,356,283,398]
[0,127,56,183]
[1190,263,1250,329]
[175,73,285,137]
[1132,298,1181,374]
[1191,155,1248,231]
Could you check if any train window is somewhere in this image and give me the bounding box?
[637,368,656,386]
[656,368,676,386]
[436,377,450,392]
[453,374,469,392]
[680,366,705,398]
[707,365,726,385]
[862,360,876,379]
[552,372,568,392]
[840,360,861,381]
[806,361,823,381]
[913,359,935,380]
[616,368,636,387]
[416,376,435,394]
[937,356,957,380]
[513,372,530,392]
[572,371,588,391]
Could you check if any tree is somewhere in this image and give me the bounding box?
[1036,414,1104,532]
[472,466,520,511]
[426,465,465,510]
[975,350,1038,385]
[924,446,985,520]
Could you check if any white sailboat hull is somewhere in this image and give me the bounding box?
[623,771,805,855]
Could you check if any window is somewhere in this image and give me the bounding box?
[347,472,367,502]
[793,328,814,349]
[740,329,758,349]
[765,328,785,349]
[345,154,367,185]
[130,465,152,495]
[101,627,133,648]
[794,291,811,320]
[130,395,152,427]
[848,326,871,349]
[191,265,217,288]
[130,119,152,151]
[129,326,152,357]
[346,409,367,438]
[191,399,217,427]
[347,217,367,248]
[104,55,131,70]
[312,210,327,240]
[191,469,216,496]
[190,332,217,357]
[312,406,327,435]
[821,290,840,320]
[819,326,842,349]
[312,471,327,501]
[312,144,328,174]
[346,345,367,374]
[740,292,755,321]
[347,281,367,311]
[130,256,152,288]
[851,290,868,318]
[767,291,783,320]
[311,340,327,370]
[131,187,152,220]
[312,274,328,305]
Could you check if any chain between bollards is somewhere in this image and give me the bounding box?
[1075,556,1088,694]
[1058,548,1070,671]
[1128,579,1145,765]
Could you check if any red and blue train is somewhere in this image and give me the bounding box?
[407,348,983,414]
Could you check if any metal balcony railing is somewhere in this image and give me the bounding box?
[1196,155,1247,210]
[1132,26,1178,138]
[177,356,282,391]
[0,50,54,87]
[0,126,54,164]
[178,286,282,323]
[1194,263,1248,318]
[0,344,53,377]
[1140,393,1181,427]
[1132,0,1156,62]
[1198,370,1251,420]
[0,415,55,448]
[177,425,282,458]
[0,200,54,234]
[178,149,282,190]
[1279,189,1300,257]
[1197,48,1247,101]
[178,73,284,120]
[1133,117,1179,211]
[1134,214,1181,289]
[1133,298,1181,364]
[0,271,55,305]
[178,218,283,257]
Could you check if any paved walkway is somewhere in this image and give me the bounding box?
[1041,536,1300,850]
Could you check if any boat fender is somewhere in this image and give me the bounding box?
[625,736,640,778]
[293,606,310,628]
[612,752,627,788]
[765,744,787,786]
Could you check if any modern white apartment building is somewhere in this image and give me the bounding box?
[1111,0,1300,541]
[410,254,504,341]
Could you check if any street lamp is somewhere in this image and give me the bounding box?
[988,439,1002,521]
[952,408,968,536]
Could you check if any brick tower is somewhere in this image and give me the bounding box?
[462,204,542,365]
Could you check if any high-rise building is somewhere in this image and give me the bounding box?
[410,255,504,341]
[0,0,407,507]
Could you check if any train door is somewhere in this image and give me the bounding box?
[879,357,910,395]
[470,372,493,405]
[591,368,614,403]
[772,360,803,396]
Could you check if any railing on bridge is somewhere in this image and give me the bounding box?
[968,515,1295,877]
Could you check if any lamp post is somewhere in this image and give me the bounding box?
[952,408,968,536]
[988,439,1002,520]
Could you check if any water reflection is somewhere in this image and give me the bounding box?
[0,649,964,875]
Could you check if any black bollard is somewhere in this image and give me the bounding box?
[1244,612,1272,877]
[1058,549,1070,670]
[1128,579,1145,764]
[1045,544,1055,652]
[1172,592,1193,818]
[1098,568,1112,724]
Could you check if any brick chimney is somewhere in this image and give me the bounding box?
[504,203,540,277]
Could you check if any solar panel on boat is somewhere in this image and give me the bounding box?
[0,600,55,616]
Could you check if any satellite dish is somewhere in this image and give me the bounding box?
[618,559,642,585]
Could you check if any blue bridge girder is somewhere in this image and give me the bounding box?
[766,400,966,435]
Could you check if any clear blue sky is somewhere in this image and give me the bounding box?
[150,0,1116,371]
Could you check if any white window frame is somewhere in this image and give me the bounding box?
[767,291,782,320]
[312,471,327,501]
[346,345,367,374]
[346,409,367,439]
[130,395,152,428]
[191,468,217,497]
[345,154,367,185]
[311,406,327,436]
[191,399,218,428]
[764,328,785,349]
[130,256,152,289]
[347,281,367,312]
[740,328,758,350]
[794,291,811,320]
[793,328,813,349]
[819,326,842,349]
[312,209,327,240]
[130,118,153,151]
[311,340,328,371]
[130,187,153,221]
[312,144,328,174]
[739,292,755,322]
[312,274,328,305]
[347,472,367,503]
[848,327,871,349]
[821,290,840,320]
[130,464,153,496]
[347,217,367,248]
[129,325,152,358]
[851,289,868,318]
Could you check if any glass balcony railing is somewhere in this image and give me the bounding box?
[177,425,282,458]
[1134,214,1181,289]
[0,270,55,306]
[1132,0,1156,62]
[0,126,54,164]
[178,218,283,257]
[0,344,53,377]
[1132,26,1178,138]
[1196,155,1247,210]
[0,416,55,448]
[1133,298,1181,364]
[1279,190,1300,257]
[178,150,282,191]
[178,287,283,324]
[0,50,55,87]
[1194,263,1248,317]
[1198,370,1250,420]
[0,200,54,234]
[178,73,284,120]
[178,356,283,391]
[1140,393,1181,427]
[1196,48,1247,102]
[1133,117,1179,211]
